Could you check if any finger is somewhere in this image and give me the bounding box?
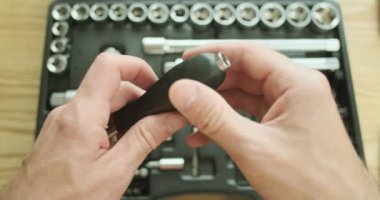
[110,81,145,112]
[186,131,211,147]
[218,70,264,95]
[169,79,259,151]
[105,112,186,170]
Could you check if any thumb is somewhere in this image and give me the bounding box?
[169,79,246,149]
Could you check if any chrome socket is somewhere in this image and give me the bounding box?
[52,3,71,21]
[235,2,260,28]
[286,2,311,29]
[47,54,68,74]
[71,3,90,22]
[213,3,236,26]
[190,3,213,27]
[128,3,148,23]
[148,3,170,25]
[260,2,286,29]
[49,90,76,107]
[90,3,108,22]
[51,21,69,37]
[109,3,128,22]
[170,4,190,24]
[50,38,69,53]
[311,2,340,31]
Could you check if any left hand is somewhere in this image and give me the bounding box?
[1,53,186,200]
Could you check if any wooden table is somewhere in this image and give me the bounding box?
[0,0,379,193]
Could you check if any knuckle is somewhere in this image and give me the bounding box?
[298,69,331,96]
[196,99,226,136]
[133,124,157,153]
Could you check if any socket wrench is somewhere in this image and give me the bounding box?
[71,3,90,22]
[108,3,128,22]
[90,3,108,22]
[51,21,69,37]
[142,37,341,54]
[47,54,68,74]
[235,2,260,28]
[260,2,286,29]
[190,3,213,27]
[52,3,71,21]
[311,2,340,31]
[170,4,190,24]
[148,2,170,25]
[213,3,236,26]
[128,2,148,23]
[49,90,76,107]
[50,37,69,53]
[286,2,311,29]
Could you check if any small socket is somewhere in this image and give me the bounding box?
[190,3,213,27]
[90,3,108,22]
[213,3,236,26]
[311,2,340,31]
[235,2,260,28]
[51,21,69,37]
[71,3,90,22]
[148,3,170,25]
[128,3,148,23]
[47,54,68,74]
[170,4,190,23]
[52,3,71,21]
[260,2,286,29]
[109,3,128,22]
[50,38,69,53]
[286,2,311,29]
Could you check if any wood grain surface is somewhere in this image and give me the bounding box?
[0,0,379,196]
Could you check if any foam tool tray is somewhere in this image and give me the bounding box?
[36,0,365,199]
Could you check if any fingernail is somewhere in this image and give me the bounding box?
[171,81,198,110]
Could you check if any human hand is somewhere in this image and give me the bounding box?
[2,53,186,200]
[169,43,380,199]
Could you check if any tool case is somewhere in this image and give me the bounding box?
[36,0,365,199]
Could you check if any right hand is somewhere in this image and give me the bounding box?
[168,43,380,199]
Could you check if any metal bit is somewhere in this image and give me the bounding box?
[260,2,286,29]
[50,37,69,53]
[108,3,128,22]
[128,3,148,23]
[170,4,190,24]
[190,3,213,27]
[235,2,260,28]
[71,3,90,22]
[146,158,185,170]
[148,3,170,25]
[134,167,149,178]
[142,37,341,54]
[52,3,71,21]
[51,21,69,37]
[213,3,236,26]
[46,54,68,74]
[192,127,200,177]
[49,90,76,107]
[311,2,340,31]
[90,3,109,22]
[286,2,311,28]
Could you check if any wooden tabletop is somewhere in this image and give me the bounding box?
[0,0,379,194]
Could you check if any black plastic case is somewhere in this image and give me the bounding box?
[36,1,365,199]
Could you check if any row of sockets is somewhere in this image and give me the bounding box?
[51,1,340,31]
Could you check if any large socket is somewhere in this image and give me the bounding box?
[213,3,236,27]
[190,3,213,28]
[71,3,90,22]
[170,4,190,24]
[148,3,170,25]
[52,3,71,21]
[108,3,128,22]
[128,2,148,23]
[235,2,260,28]
[286,2,311,29]
[311,1,340,31]
[90,3,108,22]
[260,2,286,29]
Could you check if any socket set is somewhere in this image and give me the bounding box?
[36,0,364,199]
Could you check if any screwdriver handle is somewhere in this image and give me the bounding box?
[111,52,230,138]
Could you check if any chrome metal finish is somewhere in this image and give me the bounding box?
[260,2,286,29]
[235,2,260,28]
[51,21,69,37]
[213,3,236,26]
[109,3,128,22]
[216,52,231,71]
[50,37,69,53]
[71,3,90,22]
[311,2,340,31]
[52,3,71,21]
[50,90,76,107]
[90,3,108,22]
[190,3,213,27]
[148,3,170,24]
[170,4,190,23]
[128,3,148,23]
[163,58,183,73]
[47,54,68,74]
[146,158,185,170]
[286,2,311,28]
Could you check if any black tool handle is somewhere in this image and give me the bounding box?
[112,52,230,137]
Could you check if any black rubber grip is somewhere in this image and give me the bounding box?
[112,52,228,137]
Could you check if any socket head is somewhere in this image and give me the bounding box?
[90,3,108,22]
[260,2,286,29]
[213,3,236,26]
[52,3,71,21]
[170,4,190,23]
[50,38,69,53]
[109,3,128,22]
[190,3,213,26]
[148,3,170,24]
[311,2,340,31]
[71,3,90,22]
[128,3,148,23]
[236,2,260,28]
[47,54,68,74]
[51,21,69,36]
[286,2,311,28]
